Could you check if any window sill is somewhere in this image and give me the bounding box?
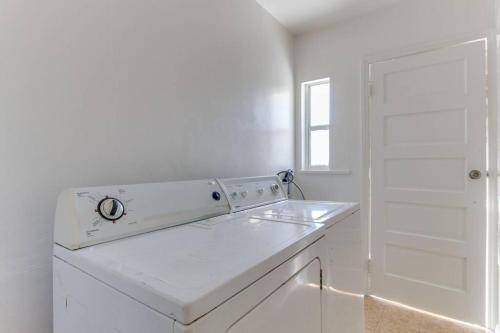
[299,169,351,175]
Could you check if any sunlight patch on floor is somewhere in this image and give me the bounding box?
[365,296,489,333]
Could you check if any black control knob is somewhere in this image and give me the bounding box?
[97,197,125,221]
[212,191,221,201]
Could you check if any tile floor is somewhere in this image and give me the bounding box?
[365,296,489,333]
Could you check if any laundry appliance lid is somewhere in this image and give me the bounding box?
[54,213,324,325]
[250,200,359,225]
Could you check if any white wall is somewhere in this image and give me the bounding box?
[294,0,496,202]
[0,1,293,332]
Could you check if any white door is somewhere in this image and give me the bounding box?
[369,40,487,325]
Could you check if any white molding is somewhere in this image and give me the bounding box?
[485,30,498,330]
[302,77,330,86]
[363,31,494,64]
[360,47,372,295]
[298,169,351,175]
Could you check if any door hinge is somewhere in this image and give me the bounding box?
[367,258,372,274]
[369,82,375,97]
[320,269,323,290]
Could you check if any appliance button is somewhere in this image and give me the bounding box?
[270,184,280,193]
[212,191,221,201]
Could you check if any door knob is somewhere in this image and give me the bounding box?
[469,170,482,180]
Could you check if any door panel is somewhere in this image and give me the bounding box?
[384,108,466,145]
[370,40,487,325]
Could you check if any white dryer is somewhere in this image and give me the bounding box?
[53,177,327,333]
[219,177,365,333]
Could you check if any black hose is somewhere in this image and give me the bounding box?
[277,170,305,200]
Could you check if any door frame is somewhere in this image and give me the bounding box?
[360,31,498,329]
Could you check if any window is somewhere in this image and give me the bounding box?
[301,78,331,171]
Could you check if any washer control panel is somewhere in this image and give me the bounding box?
[54,180,230,250]
[218,176,287,212]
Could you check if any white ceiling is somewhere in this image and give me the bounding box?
[256,0,403,34]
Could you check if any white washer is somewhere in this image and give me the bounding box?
[53,177,326,333]
[219,176,365,333]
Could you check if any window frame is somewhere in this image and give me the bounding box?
[301,78,332,172]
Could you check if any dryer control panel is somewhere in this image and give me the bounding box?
[218,176,287,212]
[54,180,230,250]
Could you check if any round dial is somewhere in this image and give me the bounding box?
[97,197,125,221]
[270,183,280,194]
